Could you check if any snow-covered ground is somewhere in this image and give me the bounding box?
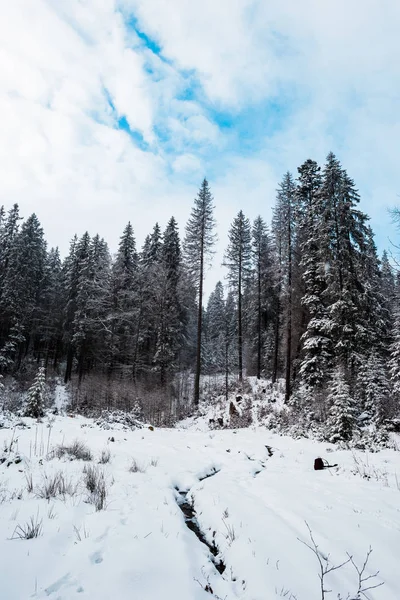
[0,415,399,600]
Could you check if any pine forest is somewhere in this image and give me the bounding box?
[1,153,399,446]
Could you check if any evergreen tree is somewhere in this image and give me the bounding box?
[224,210,252,382]
[251,216,274,379]
[62,232,91,382]
[40,247,63,368]
[321,155,371,375]
[110,222,139,375]
[326,367,356,443]
[153,217,183,386]
[362,353,391,425]
[184,179,217,405]
[297,159,332,389]
[24,366,46,419]
[0,204,21,298]
[136,223,165,379]
[380,251,396,358]
[223,291,238,400]
[272,173,297,400]
[72,235,111,380]
[389,309,400,397]
[0,213,46,367]
[204,281,226,373]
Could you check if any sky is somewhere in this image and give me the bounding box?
[0,0,399,297]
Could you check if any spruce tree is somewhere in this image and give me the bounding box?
[297,159,332,389]
[72,235,111,381]
[321,156,370,374]
[204,281,226,374]
[40,247,63,368]
[251,216,273,379]
[0,213,46,367]
[272,173,297,400]
[362,353,390,426]
[224,210,252,382]
[110,222,139,375]
[153,217,183,386]
[389,309,400,397]
[62,232,91,382]
[184,179,217,405]
[326,367,356,443]
[25,366,46,419]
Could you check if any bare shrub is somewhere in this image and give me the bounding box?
[25,472,34,493]
[83,465,108,511]
[0,482,8,504]
[73,523,89,541]
[35,471,78,499]
[68,373,180,426]
[83,464,99,494]
[351,453,389,486]
[99,448,111,464]
[298,522,383,600]
[11,513,43,540]
[150,457,158,467]
[129,458,146,473]
[52,440,92,462]
[222,517,236,545]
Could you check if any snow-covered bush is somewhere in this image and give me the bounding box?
[24,366,46,419]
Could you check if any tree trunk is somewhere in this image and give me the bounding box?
[194,242,204,406]
[257,260,261,379]
[272,293,280,384]
[285,207,292,403]
[64,345,73,383]
[238,265,243,382]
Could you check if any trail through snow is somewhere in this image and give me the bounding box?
[0,416,399,599]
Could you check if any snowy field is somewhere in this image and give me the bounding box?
[0,415,399,600]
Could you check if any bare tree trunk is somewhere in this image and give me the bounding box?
[285,206,292,403]
[257,261,261,379]
[194,243,204,406]
[238,263,243,382]
[64,345,73,383]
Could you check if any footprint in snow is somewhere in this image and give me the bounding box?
[44,572,75,596]
[90,551,103,564]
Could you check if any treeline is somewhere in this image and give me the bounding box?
[0,153,399,438]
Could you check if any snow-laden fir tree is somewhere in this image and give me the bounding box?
[204,281,226,374]
[0,213,46,369]
[272,173,297,400]
[296,160,332,390]
[389,309,400,397]
[110,222,139,375]
[24,366,46,419]
[326,367,356,443]
[72,234,111,381]
[379,251,396,359]
[136,223,165,378]
[62,232,90,382]
[363,353,391,426]
[152,217,183,386]
[250,216,274,379]
[321,157,372,375]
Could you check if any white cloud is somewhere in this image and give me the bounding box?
[0,0,399,295]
